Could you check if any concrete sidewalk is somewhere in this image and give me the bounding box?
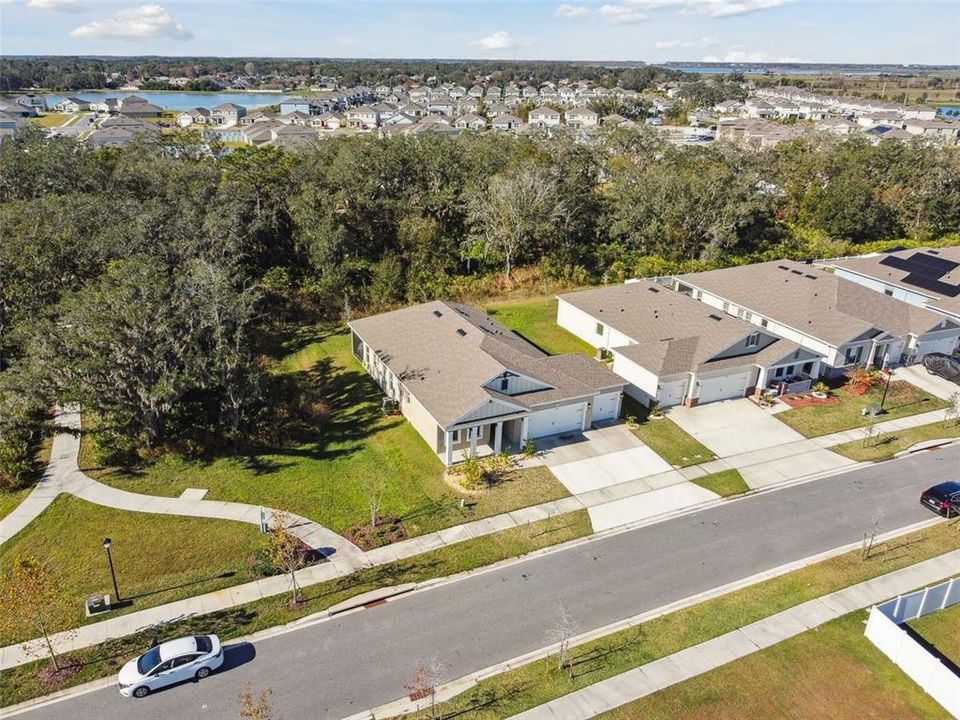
[508,548,960,720]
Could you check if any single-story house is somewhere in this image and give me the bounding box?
[454,113,487,131]
[829,247,960,325]
[349,301,625,465]
[176,107,210,127]
[492,114,522,131]
[673,260,960,374]
[120,101,162,118]
[279,98,311,115]
[558,281,819,407]
[89,98,120,115]
[529,106,562,128]
[54,97,90,113]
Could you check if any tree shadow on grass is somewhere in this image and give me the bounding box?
[568,628,645,681]
[123,570,239,602]
[440,680,529,719]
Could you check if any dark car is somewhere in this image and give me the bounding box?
[922,353,960,384]
[920,481,960,518]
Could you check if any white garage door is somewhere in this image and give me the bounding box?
[918,336,960,358]
[591,392,621,423]
[697,370,753,405]
[529,403,585,438]
[657,379,688,407]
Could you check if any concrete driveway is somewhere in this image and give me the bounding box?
[893,364,960,400]
[535,424,719,531]
[667,399,856,489]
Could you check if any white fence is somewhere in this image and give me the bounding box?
[864,576,960,719]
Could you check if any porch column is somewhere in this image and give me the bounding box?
[494,421,503,454]
[444,429,453,466]
[756,366,769,394]
[469,426,478,458]
[866,339,879,368]
[520,416,530,444]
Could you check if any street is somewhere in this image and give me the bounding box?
[9,446,959,720]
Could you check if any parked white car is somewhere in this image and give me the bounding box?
[118,635,223,698]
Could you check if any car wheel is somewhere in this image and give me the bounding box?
[195,666,212,680]
[133,686,150,699]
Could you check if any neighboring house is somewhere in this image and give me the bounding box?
[176,107,210,127]
[673,260,960,374]
[454,113,487,131]
[829,247,960,325]
[280,98,311,115]
[565,106,599,128]
[209,102,246,126]
[856,111,905,129]
[120,102,163,118]
[0,99,36,117]
[558,281,819,407]
[427,97,456,116]
[492,114,522,131]
[346,105,380,129]
[468,85,485,98]
[529,106,562,128]
[14,93,47,111]
[119,94,148,108]
[310,111,346,130]
[902,119,960,144]
[89,98,120,115]
[54,97,90,113]
[863,125,914,145]
[349,301,625,465]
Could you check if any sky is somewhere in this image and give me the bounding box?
[0,0,958,65]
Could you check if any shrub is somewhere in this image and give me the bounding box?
[522,439,536,456]
[812,381,830,395]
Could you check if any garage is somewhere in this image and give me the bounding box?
[529,402,586,438]
[696,369,754,405]
[591,392,621,423]
[918,336,960,359]
[657,378,689,407]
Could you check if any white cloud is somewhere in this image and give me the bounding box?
[555,3,591,18]
[703,46,800,62]
[471,30,533,51]
[70,3,192,41]
[655,36,720,49]
[613,0,790,18]
[26,0,85,12]
[598,4,648,24]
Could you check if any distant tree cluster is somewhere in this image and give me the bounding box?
[0,125,958,475]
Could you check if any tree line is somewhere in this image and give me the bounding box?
[0,125,958,483]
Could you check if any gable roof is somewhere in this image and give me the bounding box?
[349,301,623,428]
[676,260,956,346]
[560,280,801,375]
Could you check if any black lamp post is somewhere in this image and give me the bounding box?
[879,369,893,412]
[102,537,121,603]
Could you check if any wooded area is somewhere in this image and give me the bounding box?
[1,124,958,483]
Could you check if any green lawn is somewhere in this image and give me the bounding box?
[908,601,960,668]
[832,420,960,462]
[597,612,947,720]
[775,381,949,438]
[82,327,570,539]
[692,469,749,498]
[424,521,960,720]
[30,113,71,128]
[622,396,716,467]
[0,495,265,646]
[0,511,592,706]
[485,297,595,357]
[0,487,30,523]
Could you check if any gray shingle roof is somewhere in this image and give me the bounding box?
[676,260,955,346]
[349,301,623,428]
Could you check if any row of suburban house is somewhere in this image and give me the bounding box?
[349,248,960,464]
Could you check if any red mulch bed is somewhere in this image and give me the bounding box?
[347,517,408,550]
[780,393,842,409]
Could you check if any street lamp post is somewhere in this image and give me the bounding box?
[879,369,893,412]
[102,537,121,603]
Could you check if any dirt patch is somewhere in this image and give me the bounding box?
[37,657,81,688]
[347,517,408,550]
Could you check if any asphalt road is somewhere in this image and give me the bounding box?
[11,446,959,720]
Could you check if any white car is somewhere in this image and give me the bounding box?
[118,635,223,698]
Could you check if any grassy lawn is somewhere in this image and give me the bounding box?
[908,601,960,668]
[597,612,947,720]
[82,327,570,539]
[776,381,949,438]
[29,113,71,128]
[832,420,960,462]
[0,512,591,706]
[0,495,266,646]
[485,297,595,357]
[423,521,960,720]
[692,469,749,498]
[622,396,716,467]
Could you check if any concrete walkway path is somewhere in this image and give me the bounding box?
[0,406,369,574]
[508,548,960,720]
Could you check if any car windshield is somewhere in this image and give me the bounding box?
[137,646,162,675]
[194,636,212,654]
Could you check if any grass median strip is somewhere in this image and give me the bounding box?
[622,397,715,468]
[832,420,960,462]
[596,611,946,720]
[419,521,960,720]
[691,469,749,498]
[0,511,592,708]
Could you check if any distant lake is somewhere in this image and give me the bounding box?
[36,90,290,111]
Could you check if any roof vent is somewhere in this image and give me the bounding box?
[456,328,466,337]
[432,310,443,318]
[647,286,660,293]
[708,314,722,321]
[803,274,817,280]
[929,250,940,255]
[790,269,804,275]
[777,264,790,271]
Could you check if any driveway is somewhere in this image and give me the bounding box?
[667,399,856,489]
[894,363,960,401]
[536,424,718,531]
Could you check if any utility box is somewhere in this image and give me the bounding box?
[86,594,111,616]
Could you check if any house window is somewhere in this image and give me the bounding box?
[746,332,760,348]
[774,367,785,378]
[722,301,730,313]
[844,346,863,365]
[500,377,509,391]
[595,322,604,336]
[468,426,483,440]
[451,429,461,443]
